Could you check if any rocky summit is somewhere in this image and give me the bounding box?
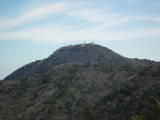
[0,44,160,120]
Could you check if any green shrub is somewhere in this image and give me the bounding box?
[131,115,143,120]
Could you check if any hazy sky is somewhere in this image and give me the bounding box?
[0,0,160,79]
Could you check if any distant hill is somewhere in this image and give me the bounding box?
[0,44,160,120]
[4,44,156,80]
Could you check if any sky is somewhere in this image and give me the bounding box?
[0,0,160,79]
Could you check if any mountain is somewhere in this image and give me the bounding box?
[4,44,155,80]
[4,44,128,80]
[0,43,160,120]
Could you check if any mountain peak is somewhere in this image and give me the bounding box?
[5,43,127,80]
[49,43,123,62]
[51,43,105,56]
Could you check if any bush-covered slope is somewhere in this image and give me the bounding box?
[1,44,160,120]
[0,62,160,120]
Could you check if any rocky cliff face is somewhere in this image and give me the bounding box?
[1,44,160,120]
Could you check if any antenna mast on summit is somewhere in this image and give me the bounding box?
[90,32,95,44]
[91,37,95,44]
[83,39,85,44]
[92,39,94,44]
[82,39,85,47]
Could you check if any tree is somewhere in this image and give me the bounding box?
[131,115,143,120]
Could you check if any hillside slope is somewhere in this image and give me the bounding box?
[0,44,160,120]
